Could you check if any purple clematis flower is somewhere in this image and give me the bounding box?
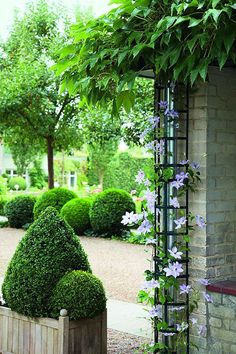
[179,284,192,295]
[190,318,198,325]
[168,246,183,260]
[135,170,145,184]
[176,322,188,332]
[137,219,152,235]
[148,116,160,129]
[121,211,141,225]
[171,180,184,190]
[164,109,179,119]
[148,305,162,318]
[179,159,189,165]
[163,332,176,337]
[159,101,168,109]
[169,306,185,312]
[146,238,158,245]
[163,261,184,278]
[198,279,210,286]
[196,215,206,229]
[142,279,160,290]
[174,216,187,230]
[203,292,213,303]
[176,171,189,182]
[191,162,200,169]
[170,197,180,209]
[144,179,151,187]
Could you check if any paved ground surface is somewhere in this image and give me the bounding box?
[0,228,152,352]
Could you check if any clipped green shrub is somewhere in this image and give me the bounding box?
[4,195,36,228]
[103,152,153,193]
[2,207,91,317]
[8,176,27,191]
[90,188,135,236]
[61,197,92,235]
[34,187,77,219]
[29,160,46,189]
[49,270,106,320]
[0,176,7,195]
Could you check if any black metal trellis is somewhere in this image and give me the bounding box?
[153,79,190,353]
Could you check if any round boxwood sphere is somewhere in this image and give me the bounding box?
[8,177,27,191]
[61,197,92,235]
[4,195,36,228]
[90,188,135,236]
[34,187,77,219]
[49,270,106,320]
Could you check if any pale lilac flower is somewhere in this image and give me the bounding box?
[159,101,168,109]
[144,179,151,187]
[170,197,180,209]
[146,238,158,245]
[148,116,160,129]
[130,189,137,195]
[190,318,198,325]
[169,306,185,312]
[171,180,184,190]
[176,171,188,182]
[121,211,141,225]
[163,261,184,278]
[137,219,152,235]
[179,284,192,294]
[196,215,206,229]
[148,305,162,318]
[145,141,155,151]
[144,189,156,214]
[168,246,183,260]
[179,159,189,165]
[142,279,160,290]
[135,170,145,184]
[163,332,176,337]
[198,325,207,336]
[191,162,200,169]
[165,109,179,119]
[198,279,209,286]
[156,140,165,155]
[176,322,188,332]
[139,128,151,141]
[174,216,187,229]
[203,292,213,303]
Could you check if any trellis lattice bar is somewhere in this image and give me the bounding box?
[153,81,190,353]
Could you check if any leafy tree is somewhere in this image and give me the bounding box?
[0,0,83,188]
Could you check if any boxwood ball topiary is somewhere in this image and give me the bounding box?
[61,197,92,235]
[4,195,36,228]
[34,187,77,219]
[49,270,106,320]
[2,207,91,318]
[8,176,27,191]
[90,188,135,236]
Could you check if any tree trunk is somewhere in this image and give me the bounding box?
[47,136,54,189]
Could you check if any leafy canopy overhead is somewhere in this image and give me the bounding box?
[57,0,236,112]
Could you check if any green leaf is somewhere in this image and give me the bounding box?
[118,50,129,66]
[188,17,202,27]
[212,0,221,8]
[116,90,135,113]
[204,9,222,23]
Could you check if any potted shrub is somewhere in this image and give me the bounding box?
[0,207,107,354]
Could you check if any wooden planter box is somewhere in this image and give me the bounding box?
[0,306,107,354]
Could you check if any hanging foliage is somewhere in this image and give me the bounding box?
[56,0,236,112]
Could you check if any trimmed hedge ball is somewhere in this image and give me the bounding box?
[2,207,91,318]
[49,270,106,320]
[4,195,36,228]
[90,188,135,236]
[8,176,27,191]
[61,197,92,235]
[34,187,77,219]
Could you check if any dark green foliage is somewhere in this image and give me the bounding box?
[4,195,36,228]
[34,187,77,219]
[61,197,92,235]
[103,152,153,194]
[49,270,106,320]
[8,177,27,191]
[90,188,135,236]
[2,207,91,317]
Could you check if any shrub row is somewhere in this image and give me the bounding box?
[5,187,135,237]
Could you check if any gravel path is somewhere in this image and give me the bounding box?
[107,329,148,353]
[0,228,151,303]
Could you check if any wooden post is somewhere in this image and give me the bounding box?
[101,310,107,354]
[58,309,69,354]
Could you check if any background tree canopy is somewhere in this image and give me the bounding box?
[57,0,236,112]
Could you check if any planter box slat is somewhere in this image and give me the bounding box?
[0,306,107,354]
